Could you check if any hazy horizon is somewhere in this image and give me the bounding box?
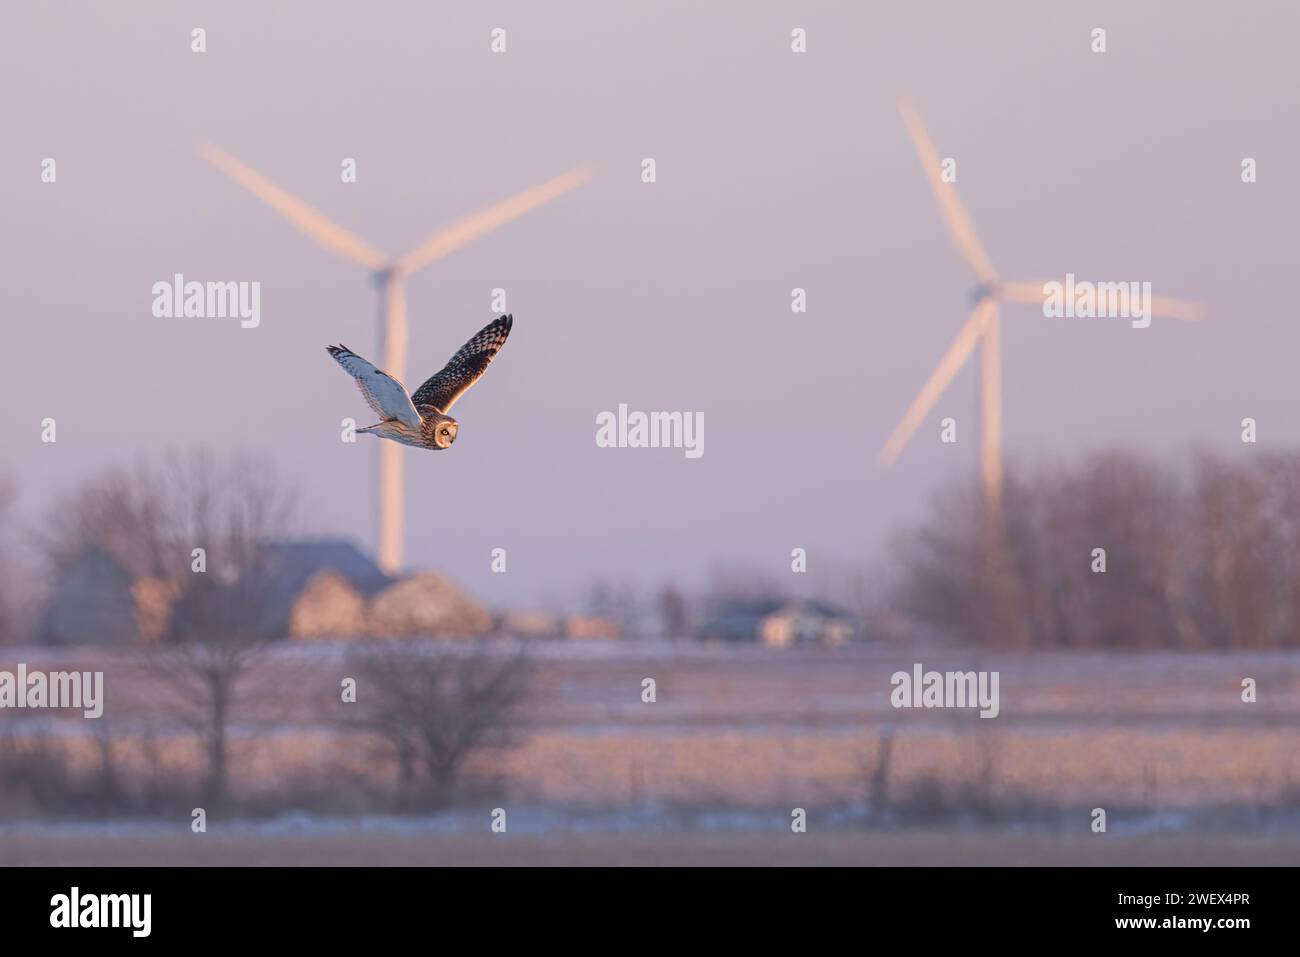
[3,0,1298,607]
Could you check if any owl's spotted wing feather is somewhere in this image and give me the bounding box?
[411,314,513,413]
[326,345,423,429]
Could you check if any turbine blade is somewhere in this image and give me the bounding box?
[199,143,388,271]
[998,281,1051,305]
[880,300,995,465]
[1000,281,1204,321]
[897,97,997,283]
[395,164,596,275]
[1148,296,1205,321]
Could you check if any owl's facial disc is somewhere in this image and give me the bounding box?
[434,419,458,448]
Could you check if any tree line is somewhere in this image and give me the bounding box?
[893,450,1300,649]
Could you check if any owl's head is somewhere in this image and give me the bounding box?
[431,416,458,449]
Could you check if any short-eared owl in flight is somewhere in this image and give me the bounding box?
[327,314,513,450]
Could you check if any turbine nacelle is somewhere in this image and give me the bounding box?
[880,98,1203,519]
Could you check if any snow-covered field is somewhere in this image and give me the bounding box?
[3,641,1299,864]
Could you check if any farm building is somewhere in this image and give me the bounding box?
[497,609,563,638]
[563,615,620,640]
[261,542,495,639]
[758,601,857,647]
[259,540,393,639]
[40,539,496,643]
[133,576,181,643]
[42,547,139,645]
[696,598,858,647]
[367,571,493,638]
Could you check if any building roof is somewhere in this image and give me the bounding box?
[256,540,393,637]
[696,596,857,641]
[44,540,402,644]
[262,540,393,599]
[767,598,855,621]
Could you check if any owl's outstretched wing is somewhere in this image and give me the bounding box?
[411,314,513,414]
[325,345,423,429]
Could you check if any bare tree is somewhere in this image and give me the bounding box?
[150,455,293,804]
[1256,452,1300,649]
[35,450,292,581]
[147,570,280,804]
[149,638,269,805]
[892,481,989,641]
[40,451,295,804]
[344,643,534,806]
[818,556,892,641]
[655,584,690,639]
[0,477,15,643]
[587,579,646,638]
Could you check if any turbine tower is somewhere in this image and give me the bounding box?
[879,97,1202,516]
[201,144,594,573]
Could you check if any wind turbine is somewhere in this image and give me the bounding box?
[201,144,595,574]
[879,97,1203,516]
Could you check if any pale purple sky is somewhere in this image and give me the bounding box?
[3,1,1298,606]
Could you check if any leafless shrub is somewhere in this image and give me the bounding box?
[960,733,1002,820]
[0,730,76,815]
[343,642,534,807]
[861,730,894,811]
[0,725,133,817]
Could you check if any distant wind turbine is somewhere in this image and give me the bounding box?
[201,144,595,573]
[879,97,1202,516]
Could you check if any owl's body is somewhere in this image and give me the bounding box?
[356,410,458,450]
[327,314,513,451]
